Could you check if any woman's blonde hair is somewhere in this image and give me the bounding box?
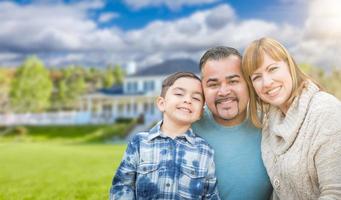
[242,37,314,128]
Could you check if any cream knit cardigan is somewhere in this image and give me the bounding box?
[262,82,341,200]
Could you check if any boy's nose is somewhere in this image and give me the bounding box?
[184,95,192,104]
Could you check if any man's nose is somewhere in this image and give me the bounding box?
[217,84,231,96]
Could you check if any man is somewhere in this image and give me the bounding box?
[192,46,272,200]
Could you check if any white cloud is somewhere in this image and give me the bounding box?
[98,12,119,23]
[0,1,125,66]
[0,0,340,70]
[123,0,219,10]
[121,4,301,67]
[289,0,341,69]
[304,0,341,39]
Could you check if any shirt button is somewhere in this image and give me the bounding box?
[166,183,170,187]
[274,157,277,163]
[274,178,280,190]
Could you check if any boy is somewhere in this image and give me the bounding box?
[110,72,219,199]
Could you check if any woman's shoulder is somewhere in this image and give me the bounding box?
[310,91,341,112]
[308,91,341,135]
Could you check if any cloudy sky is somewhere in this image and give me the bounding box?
[0,0,341,70]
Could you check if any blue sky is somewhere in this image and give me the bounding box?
[0,0,340,70]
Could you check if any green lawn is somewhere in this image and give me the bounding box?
[0,142,126,200]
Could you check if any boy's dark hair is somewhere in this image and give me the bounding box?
[199,46,242,72]
[160,71,201,97]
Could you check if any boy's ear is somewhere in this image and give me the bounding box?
[156,96,165,112]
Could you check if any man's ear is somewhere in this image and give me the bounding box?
[199,106,204,118]
[156,96,165,112]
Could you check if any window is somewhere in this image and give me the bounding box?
[127,81,138,93]
[143,80,155,92]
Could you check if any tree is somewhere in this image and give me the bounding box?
[112,64,124,85]
[10,56,53,113]
[299,63,341,100]
[52,66,86,110]
[0,69,11,113]
[103,66,115,88]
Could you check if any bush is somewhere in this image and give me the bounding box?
[115,117,134,123]
[0,121,138,143]
[13,126,28,136]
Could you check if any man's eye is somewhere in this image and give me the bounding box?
[208,83,218,88]
[230,80,239,84]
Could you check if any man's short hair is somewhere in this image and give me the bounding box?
[199,46,242,72]
[160,71,201,97]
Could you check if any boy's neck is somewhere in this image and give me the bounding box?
[160,117,191,139]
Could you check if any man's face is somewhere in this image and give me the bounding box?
[201,55,249,126]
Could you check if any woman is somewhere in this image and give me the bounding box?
[241,37,341,199]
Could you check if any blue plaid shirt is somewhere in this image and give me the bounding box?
[110,121,220,200]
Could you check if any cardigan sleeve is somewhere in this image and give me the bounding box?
[315,130,341,200]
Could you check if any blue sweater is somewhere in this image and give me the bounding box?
[192,109,272,200]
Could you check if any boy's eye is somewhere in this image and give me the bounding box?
[174,93,183,96]
[192,97,201,101]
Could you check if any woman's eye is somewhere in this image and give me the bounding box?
[251,76,260,82]
[269,66,278,72]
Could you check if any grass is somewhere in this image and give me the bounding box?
[0,142,127,200]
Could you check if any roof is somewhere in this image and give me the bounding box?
[129,58,199,77]
[98,85,124,95]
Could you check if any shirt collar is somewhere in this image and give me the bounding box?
[147,120,196,145]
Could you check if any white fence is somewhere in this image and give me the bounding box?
[0,111,161,126]
[0,111,105,126]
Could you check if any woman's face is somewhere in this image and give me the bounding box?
[250,53,293,113]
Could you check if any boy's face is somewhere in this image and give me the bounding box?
[157,77,204,126]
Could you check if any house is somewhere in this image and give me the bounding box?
[78,58,200,124]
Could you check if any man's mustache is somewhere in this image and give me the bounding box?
[215,96,238,104]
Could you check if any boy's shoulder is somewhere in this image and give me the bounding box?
[190,129,215,154]
[128,131,150,143]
